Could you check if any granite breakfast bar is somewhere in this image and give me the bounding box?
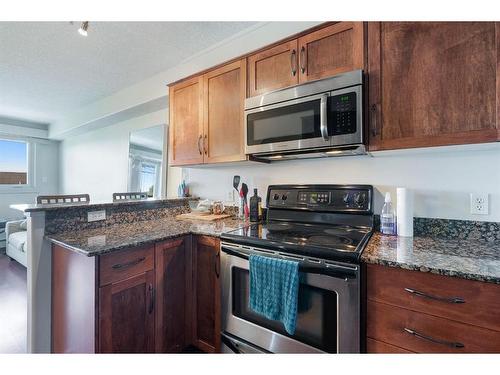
[11,197,246,353]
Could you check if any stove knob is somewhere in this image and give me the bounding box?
[354,193,365,207]
[342,193,351,204]
[273,193,280,200]
[282,194,288,201]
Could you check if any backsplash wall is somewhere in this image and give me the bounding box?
[181,144,500,222]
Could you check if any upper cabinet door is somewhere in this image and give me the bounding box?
[298,22,365,83]
[169,76,204,166]
[203,59,246,163]
[247,40,299,97]
[368,22,500,151]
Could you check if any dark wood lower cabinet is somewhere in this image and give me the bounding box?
[99,270,155,353]
[155,237,191,353]
[366,264,500,353]
[191,235,221,353]
[52,235,220,353]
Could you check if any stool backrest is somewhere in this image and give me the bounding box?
[36,194,90,205]
[112,192,148,202]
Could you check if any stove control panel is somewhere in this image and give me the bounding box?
[267,185,372,213]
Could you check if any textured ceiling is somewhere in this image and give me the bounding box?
[0,21,258,124]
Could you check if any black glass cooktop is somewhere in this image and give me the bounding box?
[221,221,373,263]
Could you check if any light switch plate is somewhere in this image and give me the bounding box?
[470,193,489,215]
[87,210,106,222]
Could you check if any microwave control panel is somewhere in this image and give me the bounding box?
[329,91,357,135]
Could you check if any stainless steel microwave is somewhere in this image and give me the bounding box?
[244,70,365,161]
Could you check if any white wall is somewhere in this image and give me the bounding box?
[54,22,320,202]
[0,139,59,219]
[50,22,320,139]
[59,109,181,201]
[183,144,500,222]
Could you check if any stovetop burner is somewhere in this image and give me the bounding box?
[222,221,372,263]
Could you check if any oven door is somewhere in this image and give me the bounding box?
[220,243,360,353]
[245,93,331,155]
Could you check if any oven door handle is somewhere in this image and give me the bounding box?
[320,94,329,141]
[221,246,357,280]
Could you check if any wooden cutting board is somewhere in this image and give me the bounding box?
[176,212,233,221]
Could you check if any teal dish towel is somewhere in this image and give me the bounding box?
[249,254,300,335]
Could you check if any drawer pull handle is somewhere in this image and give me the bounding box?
[404,287,465,304]
[299,46,306,74]
[148,283,155,314]
[404,328,464,349]
[290,49,297,76]
[112,256,146,270]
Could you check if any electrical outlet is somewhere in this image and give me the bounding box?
[470,193,489,215]
[227,190,235,203]
[87,210,106,222]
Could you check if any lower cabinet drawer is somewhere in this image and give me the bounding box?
[99,245,154,286]
[367,264,500,331]
[367,301,500,353]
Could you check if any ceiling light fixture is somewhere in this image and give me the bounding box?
[78,21,89,37]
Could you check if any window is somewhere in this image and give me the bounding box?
[0,139,29,185]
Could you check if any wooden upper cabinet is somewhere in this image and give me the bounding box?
[298,22,365,83]
[169,76,204,165]
[203,59,246,163]
[248,40,299,97]
[368,22,500,151]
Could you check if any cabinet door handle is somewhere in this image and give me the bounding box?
[197,135,203,155]
[148,284,155,314]
[299,46,306,74]
[215,250,220,278]
[290,49,297,76]
[111,256,146,270]
[203,135,208,155]
[404,287,465,304]
[404,328,464,349]
[370,104,378,137]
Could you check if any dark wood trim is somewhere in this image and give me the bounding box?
[368,129,499,151]
[168,22,337,87]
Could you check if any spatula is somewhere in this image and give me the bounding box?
[233,175,240,192]
[241,183,249,219]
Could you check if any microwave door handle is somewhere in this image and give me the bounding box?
[320,94,329,141]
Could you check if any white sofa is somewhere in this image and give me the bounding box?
[5,219,27,267]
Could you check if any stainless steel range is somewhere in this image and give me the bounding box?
[220,184,374,353]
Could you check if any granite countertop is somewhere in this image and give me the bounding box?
[47,216,247,256]
[11,197,197,213]
[362,232,500,284]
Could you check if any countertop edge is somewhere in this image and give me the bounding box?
[11,197,198,213]
[361,255,500,285]
[46,226,233,257]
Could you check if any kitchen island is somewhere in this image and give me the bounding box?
[11,197,246,353]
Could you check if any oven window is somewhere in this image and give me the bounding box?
[232,267,337,353]
[246,99,321,145]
